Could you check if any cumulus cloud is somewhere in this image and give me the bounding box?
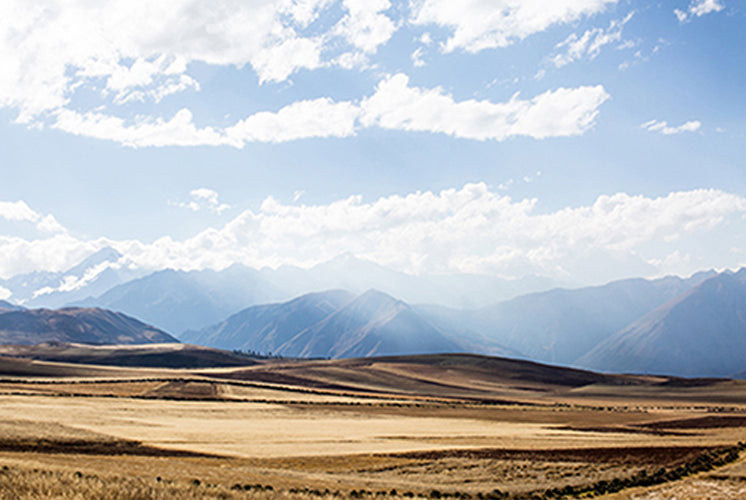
[0,2,617,147]
[172,188,230,214]
[0,201,65,233]
[641,119,702,135]
[410,0,618,53]
[333,0,397,54]
[1,185,744,281]
[675,0,725,22]
[48,74,609,146]
[361,74,609,140]
[551,13,633,68]
[224,98,361,144]
[0,0,396,123]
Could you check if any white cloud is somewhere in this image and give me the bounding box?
[1,185,744,282]
[0,201,65,233]
[53,97,362,148]
[551,13,633,68]
[675,0,724,22]
[0,201,40,223]
[52,108,229,148]
[410,0,618,53]
[0,286,10,301]
[224,98,361,144]
[49,74,608,146]
[332,0,397,54]
[641,119,702,135]
[411,47,426,67]
[172,188,230,215]
[361,73,609,140]
[0,0,396,124]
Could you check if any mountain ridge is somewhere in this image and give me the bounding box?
[578,270,746,377]
[0,307,178,346]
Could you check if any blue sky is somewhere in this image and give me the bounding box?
[0,0,744,286]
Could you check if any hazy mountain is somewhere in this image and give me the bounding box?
[0,247,145,309]
[181,290,355,353]
[74,265,286,334]
[259,253,560,309]
[67,254,559,335]
[0,307,177,345]
[413,303,522,358]
[277,289,461,358]
[0,300,24,313]
[578,270,746,377]
[416,271,717,366]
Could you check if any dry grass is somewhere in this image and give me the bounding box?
[0,464,313,499]
[3,354,746,498]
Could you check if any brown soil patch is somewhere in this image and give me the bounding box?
[639,416,746,430]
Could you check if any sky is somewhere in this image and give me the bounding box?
[0,0,745,286]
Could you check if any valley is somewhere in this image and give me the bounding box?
[2,350,746,498]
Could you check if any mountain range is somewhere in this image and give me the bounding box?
[2,249,561,333]
[185,269,746,377]
[184,289,463,358]
[0,247,145,310]
[2,249,746,378]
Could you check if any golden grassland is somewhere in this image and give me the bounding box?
[2,353,746,498]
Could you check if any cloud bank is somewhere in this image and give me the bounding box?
[1,185,744,282]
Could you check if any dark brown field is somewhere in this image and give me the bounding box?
[2,345,746,498]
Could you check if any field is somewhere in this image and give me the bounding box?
[2,348,746,498]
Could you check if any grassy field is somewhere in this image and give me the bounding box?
[2,351,746,498]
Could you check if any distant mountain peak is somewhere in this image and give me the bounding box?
[67,247,123,275]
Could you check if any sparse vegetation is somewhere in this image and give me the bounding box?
[2,355,746,498]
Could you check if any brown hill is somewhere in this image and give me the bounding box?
[0,307,177,346]
[0,342,257,369]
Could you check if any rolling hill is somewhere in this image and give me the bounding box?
[0,307,178,346]
[0,342,255,369]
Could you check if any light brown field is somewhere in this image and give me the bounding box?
[2,351,746,498]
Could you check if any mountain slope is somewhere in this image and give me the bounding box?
[452,272,717,365]
[578,270,746,377]
[277,290,461,358]
[0,307,178,345]
[181,290,354,353]
[0,300,24,313]
[74,265,285,334]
